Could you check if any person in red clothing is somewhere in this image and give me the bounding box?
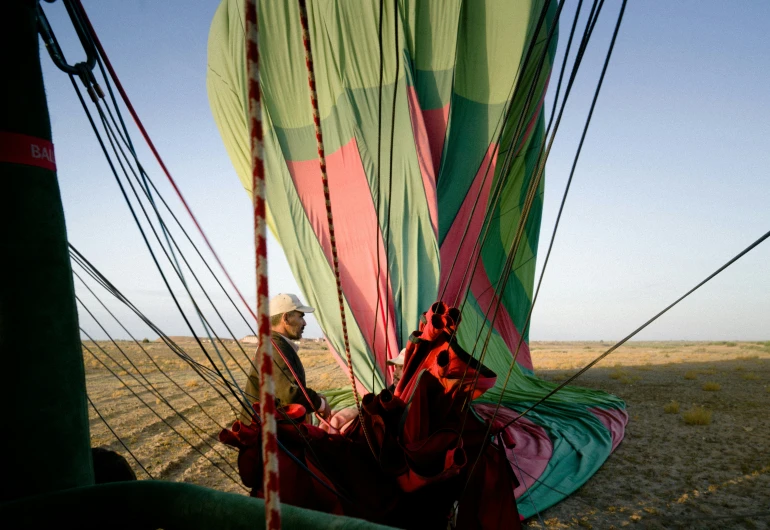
[241,293,330,422]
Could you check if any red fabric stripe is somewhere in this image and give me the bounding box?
[421,104,450,182]
[469,260,533,371]
[285,139,399,378]
[439,144,498,302]
[404,86,439,238]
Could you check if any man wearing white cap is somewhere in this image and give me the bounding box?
[241,293,330,422]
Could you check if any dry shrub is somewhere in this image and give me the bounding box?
[609,368,627,380]
[636,363,653,371]
[684,371,698,380]
[734,365,745,372]
[702,382,721,391]
[741,373,760,381]
[683,406,712,425]
[664,401,680,414]
[185,379,200,388]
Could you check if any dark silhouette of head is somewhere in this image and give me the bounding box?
[91,447,137,483]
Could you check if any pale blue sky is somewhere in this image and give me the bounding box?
[40,1,769,342]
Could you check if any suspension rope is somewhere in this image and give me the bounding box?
[438,0,562,304]
[79,326,239,478]
[87,395,154,479]
[70,246,243,416]
[448,0,605,420]
[371,0,386,393]
[72,0,260,326]
[296,0,376,460]
[47,27,252,415]
[499,226,770,431]
[74,271,228,430]
[244,1,281,526]
[472,0,624,440]
[445,0,572,416]
[458,0,605,416]
[81,342,244,488]
[91,103,253,396]
[382,0,400,374]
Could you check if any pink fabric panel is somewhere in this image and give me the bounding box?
[473,404,552,499]
[405,86,439,238]
[438,144,497,302]
[588,406,629,453]
[469,260,533,372]
[286,139,399,380]
[421,104,450,182]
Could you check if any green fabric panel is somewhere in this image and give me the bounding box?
[413,68,454,110]
[402,0,462,72]
[502,403,617,518]
[454,0,549,104]
[480,114,547,338]
[346,79,440,345]
[209,0,441,390]
[438,0,556,243]
[437,95,505,243]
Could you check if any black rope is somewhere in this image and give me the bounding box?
[77,303,229,453]
[372,0,386,393]
[460,0,625,501]
[42,11,254,416]
[70,246,243,413]
[87,394,154,479]
[498,226,770,431]
[438,0,562,304]
[92,104,256,386]
[80,326,240,478]
[445,0,573,416]
[450,0,606,414]
[82,342,244,488]
[461,0,609,412]
[382,0,400,374]
[77,82,250,414]
[73,270,228,430]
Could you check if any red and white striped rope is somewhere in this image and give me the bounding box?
[246,1,280,527]
[297,0,376,455]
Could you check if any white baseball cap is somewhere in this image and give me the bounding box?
[387,348,406,366]
[269,293,315,316]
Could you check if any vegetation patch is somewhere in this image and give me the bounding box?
[683,371,698,380]
[609,369,628,380]
[663,401,680,414]
[683,406,712,425]
[741,373,760,381]
[702,382,721,391]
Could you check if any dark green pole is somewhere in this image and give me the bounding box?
[0,0,94,501]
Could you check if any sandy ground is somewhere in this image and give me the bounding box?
[84,339,770,529]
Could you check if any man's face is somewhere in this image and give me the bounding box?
[283,311,306,340]
[393,364,403,385]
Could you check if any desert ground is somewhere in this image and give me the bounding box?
[84,339,770,529]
